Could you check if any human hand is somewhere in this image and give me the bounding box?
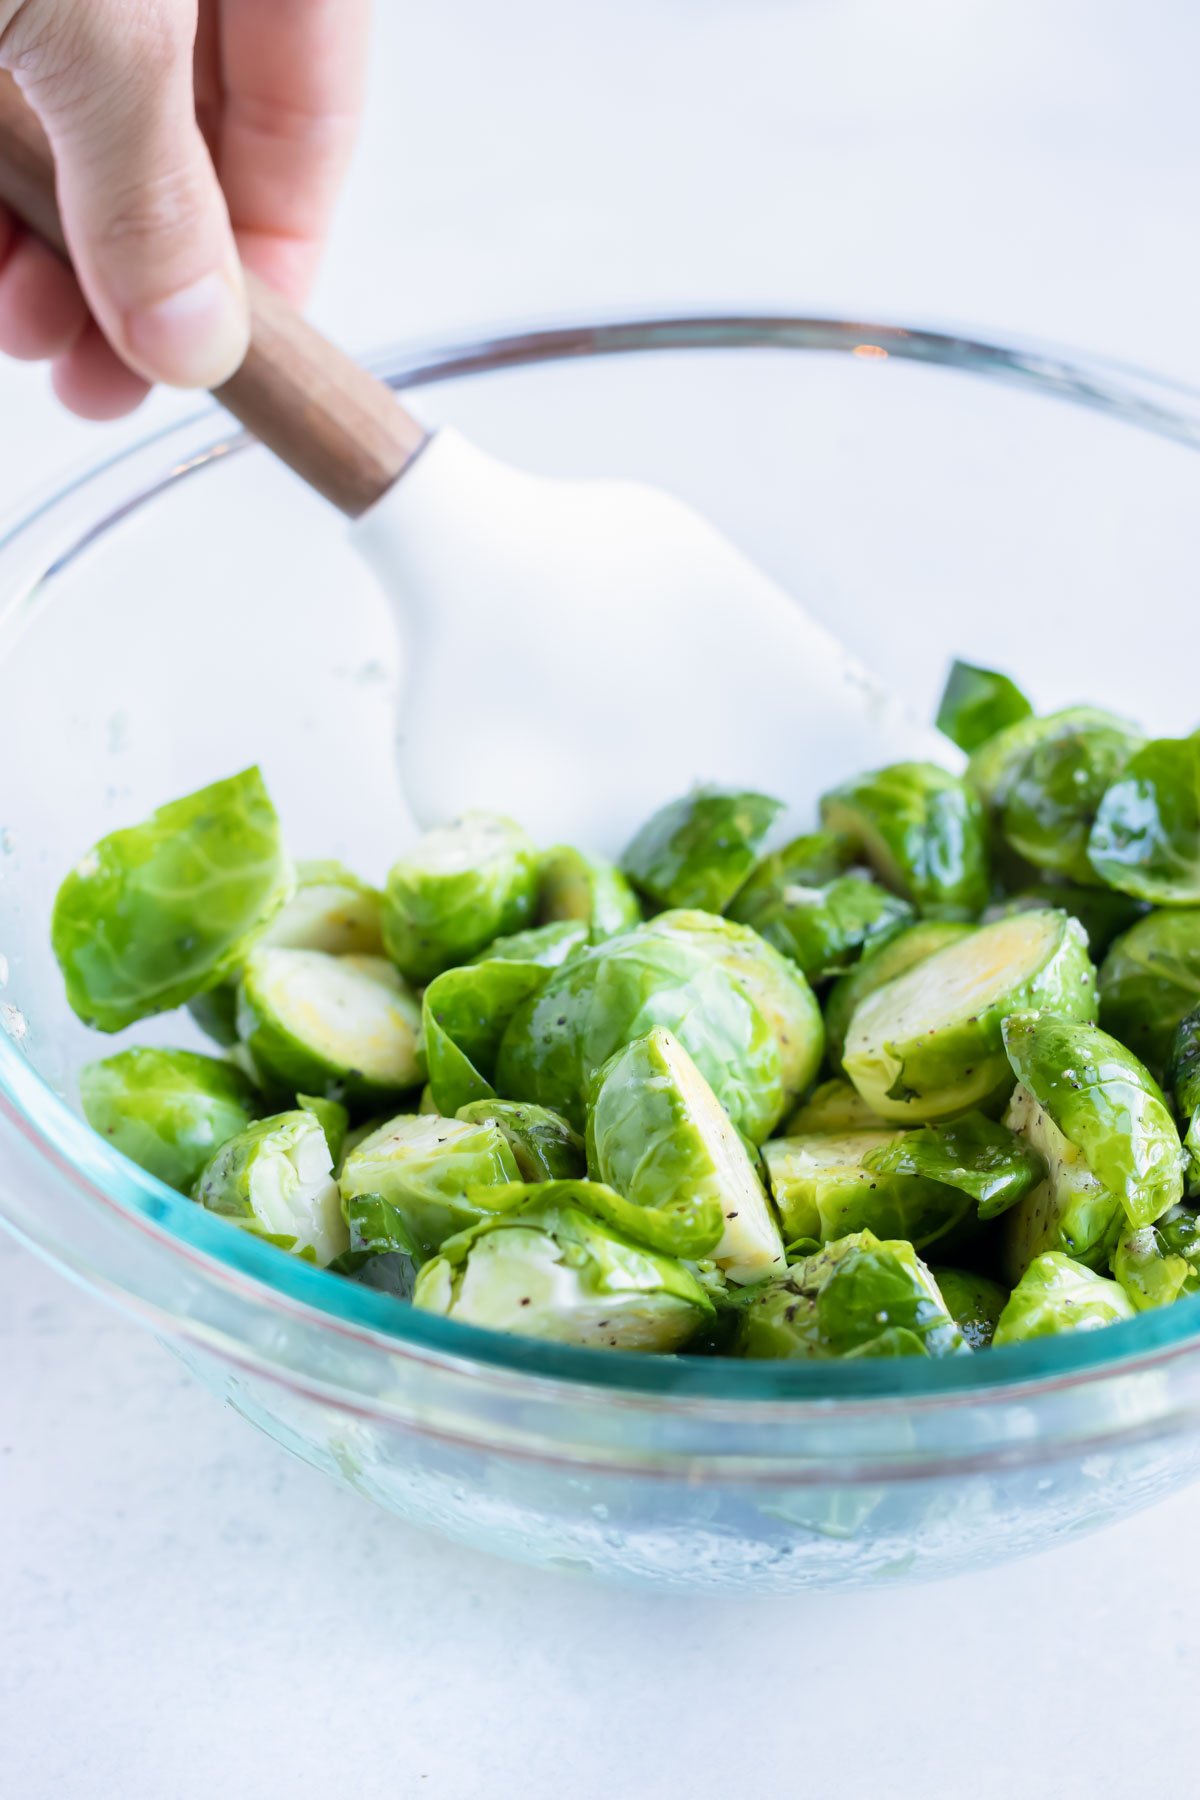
[0,0,370,417]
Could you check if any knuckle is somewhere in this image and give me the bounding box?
[96,161,211,251]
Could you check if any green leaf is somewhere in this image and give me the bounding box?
[936,660,1033,754]
[1099,910,1200,1081]
[52,767,292,1032]
[423,958,554,1117]
[862,1111,1046,1220]
[1088,736,1200,902]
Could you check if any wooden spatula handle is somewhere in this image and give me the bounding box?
[0,71,428,517]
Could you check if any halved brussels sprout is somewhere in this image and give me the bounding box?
[1113,1207,1200,1310]
[637,909,824,1101]
[236,948,423,1104]
[766,1123,1007,1252]
[935,660,1033,755]
[863,1111,1045,1220]
[422,958,553,1117]
[1170,1006,1200,1194]
[192,1109,348,1265]
[296,1092,349,1167]
[52,767,292,1032]
[621,786,784,914]
[470,919,589,969]
[413,1190,715,1351]
[729,869,914,984]
[1100,910,1200,1081]
[456,1098,585,1182]
[782,1078,887,1135]
[929,1266,1009,1348]
[79,1047,259,1193]
[259,859,383,954]
[1003,1012,1184,1233]
[819,762,990,919]
[984,885,1147,961]
[1000,1081,1124,1278]
[586,1026,784,1282]
[1088,735,1200,903]
[734,1231,967,1360]
[992,1251,1134,1345]
[381,812,538,984]
[762,1130,974,1251]
[188,859,385,1048]
[495,926,786,1142]
[338,1112,521,1262]
[535,845,642,940]
[842,910,1097,1123]
[823,920,975,1075]
[999,716,1143,884]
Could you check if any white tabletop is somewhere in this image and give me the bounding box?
[4,4,1200,1794]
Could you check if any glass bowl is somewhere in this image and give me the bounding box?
[4,315,1200,1593]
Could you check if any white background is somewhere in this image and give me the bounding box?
[4,3,1199,1794]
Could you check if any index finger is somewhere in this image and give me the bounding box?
[202,0,372,303]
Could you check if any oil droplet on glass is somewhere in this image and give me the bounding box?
[1,1002,27,1042]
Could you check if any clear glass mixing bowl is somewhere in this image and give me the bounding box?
[4,316,1200,1593]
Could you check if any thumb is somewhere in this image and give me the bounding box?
[13,2,250,388]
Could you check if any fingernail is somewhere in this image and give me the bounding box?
[124,270,250,389]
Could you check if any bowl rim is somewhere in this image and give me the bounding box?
[5,308,1200,1409]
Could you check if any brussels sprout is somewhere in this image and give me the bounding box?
[456,1098,585,1182]
[734,1231,967,1360]
[730,869,914,984]
[339,1112,521,1262]
[936,660,1033,755]
[984,885,1147,960]
[1113,1206,1200,1310]
[1088,735,1200,903]
[296,1093,349,1167]
[842,910,1097,1124]
[731,830,856,914]
[52,767,292,1032]
[1004,1012,1184,1232]
[586,1027,785,1281]
[413,1190,715,1351]
[422,958,553,1117]
[759,1108,1021,1252]
[1170,1006,1200,1194]
[823,920,975,1075]
[535,845,642,940]
[192,1109,348,1265]
[236,948,423,1105]
[999,716,1143,884]
[992,1252,1135,1345]
[968,706,1139,822]
[187,859,385,1048]
[762,1130,974,1251]
[783,1079,888,1135]
[819,762,990,919]
[1000,1081,1124,1278]
[79,1047,259,1193]
[470,919,589,969]
[1100,910,1200,1081]
[381,812,538,984]
[495,926,786,1142]
[930,1266,1009,1348]
[621,786,784,915]
[637,909,824,1100]
[863,1111,1046,1221]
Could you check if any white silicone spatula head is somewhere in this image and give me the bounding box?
[358,431,953,850]
[0,76,953,852]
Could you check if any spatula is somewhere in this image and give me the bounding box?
[0,72,953,852]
